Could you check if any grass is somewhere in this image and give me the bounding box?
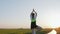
[0,28,52,34]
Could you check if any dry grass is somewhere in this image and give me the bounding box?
[0,28,52,34]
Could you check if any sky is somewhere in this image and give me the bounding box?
[0,0,60,28]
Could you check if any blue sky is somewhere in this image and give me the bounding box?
[0,0,60,28]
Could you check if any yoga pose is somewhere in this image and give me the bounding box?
[30,9,42,30]
[30,9,42,34]
[30,9,37,29]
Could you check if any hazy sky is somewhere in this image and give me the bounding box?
[0,0,60,28]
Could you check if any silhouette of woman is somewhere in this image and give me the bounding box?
[30,9,37,29]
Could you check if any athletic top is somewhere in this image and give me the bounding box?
[30,9,37,22]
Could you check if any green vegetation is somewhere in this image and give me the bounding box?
[0,28,52,34]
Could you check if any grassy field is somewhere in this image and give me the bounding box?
[55,27,60,34]
[0,28,53,34]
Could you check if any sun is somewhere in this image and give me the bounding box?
[49,14,60,28]
[47,14,60,28]
[49,19,60,28]
[50,23,60,28]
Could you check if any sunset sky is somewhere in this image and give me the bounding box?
[0,0,60,28]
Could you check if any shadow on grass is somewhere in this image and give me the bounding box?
[37,31,47,34]
[25,32,47,34]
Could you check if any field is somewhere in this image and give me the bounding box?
[1,28,60,34]
[55,27,60,34]
[0,28,52,34]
